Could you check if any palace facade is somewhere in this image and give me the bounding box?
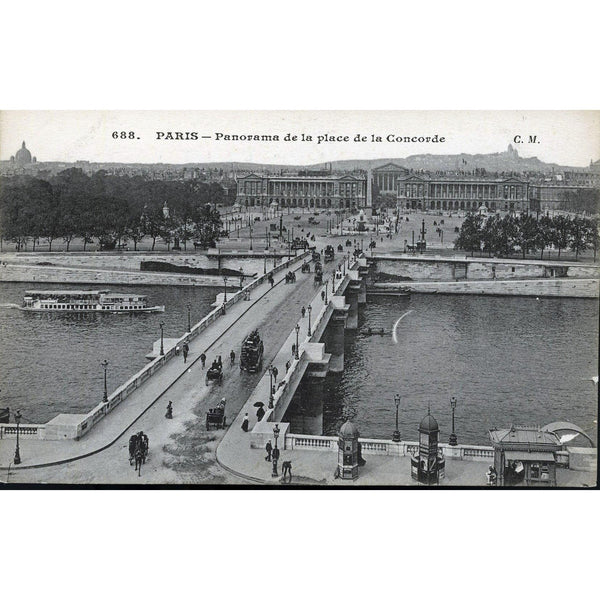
[396,174,530,212]
[236,173,369,209]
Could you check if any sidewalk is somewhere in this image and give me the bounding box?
[0,254,316,471]
[216,257,348,482]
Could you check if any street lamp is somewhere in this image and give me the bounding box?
[14,409,22,465]
[268,365,275,409]
[102,359,109,403]
[324,279,328,303]
[159,321,165,356]
[294,323,300,360]
[223,276,228,302]
[307,304,312,336]
[272,424,280,478]
[392,394,401,442]
[187,303,191,332]
[449,397,458,446]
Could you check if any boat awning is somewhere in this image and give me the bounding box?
[504,451,555,462]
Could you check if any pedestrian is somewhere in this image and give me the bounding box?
[282,460,292,483]
[200,352,206,368]
[285,360,290,373]
[256,405,265,421]
[265,440,273,461]
[321,290,325,301]
[241,413,249,432]
[182,342,189,363]
[301,306,306,318]
[230,349,235,365]
[291,343,296,356]
[272,366,278,382]
[217,355,222,369]
[165,400,173,419]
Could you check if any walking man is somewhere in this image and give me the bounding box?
[285,360,290,373]
[200,352,206,368]
[256,405,265,421]
[282,460,292,483]
[272,366,278,382]
[301,306,306,318]
[241,413,249,432]
[265,440,272,462]
[272,445,280,474]
[182,342,189,363]
[291,343,296,356]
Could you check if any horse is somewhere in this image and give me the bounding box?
[128,435,138,465]
[134,445,144,476]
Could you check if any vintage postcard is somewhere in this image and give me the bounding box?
[0,110,598,488]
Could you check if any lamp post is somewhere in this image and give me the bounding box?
[392,394,401,442]
[14,409,22,465]
[159,321,165,356]
[102,359,109,403]
[272,424,280,478]
[263,254,267,275]
[449,396,458,446]
[250,225,253,250]
[223,276,228,302]
[324,279,328,303]
[187,303,191,333]
[307,304,312,336]
[294,323,300,359]
[268,365,275,409]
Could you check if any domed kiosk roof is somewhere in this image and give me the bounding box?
[339,420,359,438]
[419,413,439,433]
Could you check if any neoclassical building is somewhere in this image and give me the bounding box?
[372,162,409,195]
[236,173,368,209]
[396,174,530,212]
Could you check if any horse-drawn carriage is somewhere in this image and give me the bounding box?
[206,398,227,430]
[314,262,323,284]
[301,261,311,273]
[312,250,321,262]
[240,330,264,373]
[128,431,149,475]
[285,271,297,284]
[324,245,335,262]
[205,362,223,385]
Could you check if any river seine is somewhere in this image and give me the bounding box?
[0,283,219,424]
[0,283,597,446]
[322,294,598,446]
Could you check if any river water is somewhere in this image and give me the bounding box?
[0,282,219,424]
[322,294,599,446]
[0,282,598,447]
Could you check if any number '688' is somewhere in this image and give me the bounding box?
[112,131,136,139]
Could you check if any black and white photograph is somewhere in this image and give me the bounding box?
[0,110,597,488]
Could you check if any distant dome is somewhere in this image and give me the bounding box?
[419,413,439,433]
[339,420,359,438]
[15,141,32,166]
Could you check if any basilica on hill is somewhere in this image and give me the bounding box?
[10,141,37,166]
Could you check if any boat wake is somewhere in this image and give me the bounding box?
[392,310,413,344]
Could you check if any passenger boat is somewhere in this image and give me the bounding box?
[21,289,165,313]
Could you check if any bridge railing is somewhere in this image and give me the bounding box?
[285,432,495,460]
[70,250,311,440]
[0,423,46,439]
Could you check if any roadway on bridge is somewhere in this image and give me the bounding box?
[2,251,339,484]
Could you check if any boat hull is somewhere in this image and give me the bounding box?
[20,305,165,313]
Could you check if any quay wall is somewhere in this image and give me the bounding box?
[372,278,599,298]
[0,250,294,280]
[373,255,599,282]
[0,264,227,287]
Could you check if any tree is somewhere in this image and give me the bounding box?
[454,213,483,256]
[584,217,600,261]
[569,216,589,260]
[552,214,572,259]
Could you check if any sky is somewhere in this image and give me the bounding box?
[1,110,599,168]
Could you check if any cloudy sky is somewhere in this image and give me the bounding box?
[1,110,598,167]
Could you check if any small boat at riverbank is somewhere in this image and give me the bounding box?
[21,289,165,313]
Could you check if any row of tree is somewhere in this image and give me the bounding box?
[455,213,600,260]
[0,169,225,251]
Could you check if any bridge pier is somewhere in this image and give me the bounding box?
[345,285,360,329]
